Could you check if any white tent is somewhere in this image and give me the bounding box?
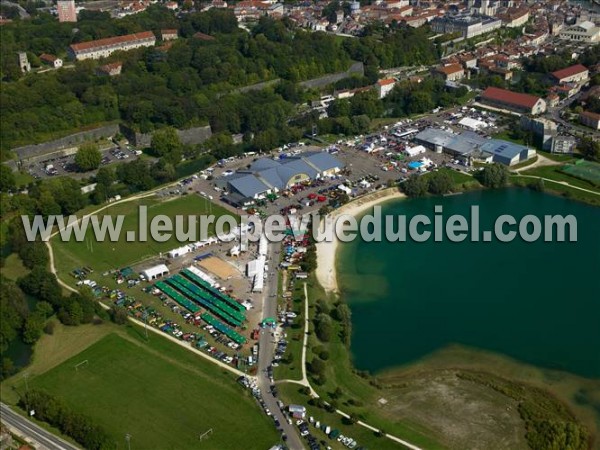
[458,117,488,131]
[187,265,216,286]
[405,145,427,157]
[142,264,169,280]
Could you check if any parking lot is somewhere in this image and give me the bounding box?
[25,144,142,180]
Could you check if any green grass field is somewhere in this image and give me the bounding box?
[562,160,600,185]
[522,165,600,191]
[51,194,234,274]
[29,329,279,450]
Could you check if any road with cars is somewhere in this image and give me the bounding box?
[256,241,306,450]
[0,402,80,450]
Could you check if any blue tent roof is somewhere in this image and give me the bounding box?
[228,175,270,198]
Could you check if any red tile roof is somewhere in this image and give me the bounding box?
[70,31,155,53]
[551,64,588,81]
[581,110,600,121]
[40,53,58,63]
[193,32,216,41]
[377,78,396,86]
[436,63,463,75]
[481,87,542,109]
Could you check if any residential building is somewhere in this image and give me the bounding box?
[57,0,77,22]
[580,111,600,130]
[39,53,63,69]
[520,116,557,150]
[431,14,502,39]
[498,7,529,28]
[68,31,156,60]
[376,78,396,99]
[480,87,546,115]
[546,93,560,107]
[551,136,576,154]
[551,64,589,85]
[161,29,178,41]
[96,62,123,76]
[559,21,600,43]
[435,63,465,81]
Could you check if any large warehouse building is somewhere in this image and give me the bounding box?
[219,151,344,206]
[414,128,536,166]
[480,87,546,115]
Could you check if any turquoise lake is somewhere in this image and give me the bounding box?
[337,189,600,378]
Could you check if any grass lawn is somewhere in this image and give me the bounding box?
[510,176,600,206]
[423,168,481,192]
[277,383,411,450]
[274,281,305,381]
[521,165,600,191]
[26,328,279,449]
[1,253,30,281]
[51,194,235,274]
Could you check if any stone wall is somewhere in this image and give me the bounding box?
[299,62,364,89]
[14,124,120,161]
[121,125,213,148]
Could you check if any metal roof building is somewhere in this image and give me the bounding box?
[414,128,534,166]
[481,140,532,166]
[222,151,344,206]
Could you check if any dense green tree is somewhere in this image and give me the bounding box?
[476,163,508,188]
[428,171,453,195]
[578,136,600,162]
[75,142,102,171]
[402,174,429,197]
[18,241,49,270]
[0,165,16,192]
[0,278,29,352]
[150,127,182,161]
[23,312,46,344]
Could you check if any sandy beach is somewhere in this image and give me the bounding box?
[315,187,406,295]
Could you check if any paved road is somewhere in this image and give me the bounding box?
[0,403,80,450]
[257,242,305,450]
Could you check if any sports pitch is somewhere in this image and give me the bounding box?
[30,331,279,449]
[561,160,600,185]
[51,194,235,273]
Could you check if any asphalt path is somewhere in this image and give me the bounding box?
[0,402,80,450]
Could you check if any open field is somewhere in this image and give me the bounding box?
[51,194,234,274]
[1,253,30,281]
[522,165,600,191]
[562,160,600,185]
[21,328,278,449]
[198,256,240,279]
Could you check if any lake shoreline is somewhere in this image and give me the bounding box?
[315,187,406,295]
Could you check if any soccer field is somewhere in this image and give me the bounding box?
[51,194,235,273]
[31,330,279,449]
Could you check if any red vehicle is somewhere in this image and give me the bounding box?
[317,195,327,202]
[308,193,317,200]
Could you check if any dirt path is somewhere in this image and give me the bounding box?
[513,154,561,173]
[277,283,424,450]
